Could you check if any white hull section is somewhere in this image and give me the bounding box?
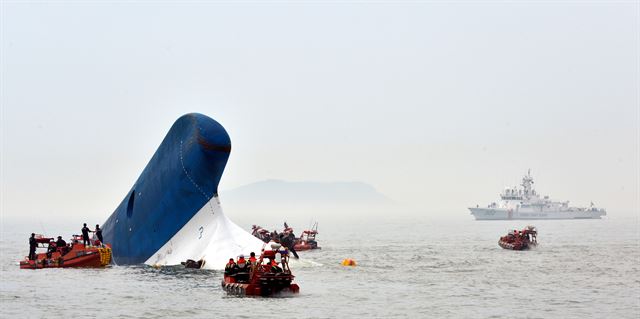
[469,207,606,220]
[144,196,264,270]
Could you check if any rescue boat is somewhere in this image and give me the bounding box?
[20,235,112,269]
[498,226,538,250]
[221,244,300,297]
[294,228,320,251]
[251,225,272,243]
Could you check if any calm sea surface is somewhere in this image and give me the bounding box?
[1,215,639,318]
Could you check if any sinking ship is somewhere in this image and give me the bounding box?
[469,170,606,220]
[101,113,263,269]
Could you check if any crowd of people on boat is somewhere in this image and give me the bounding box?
[501,226,537,246]
[497,228,536,251]
[28,222,104,260]
[505,229,523,242]
[224,251,285,283]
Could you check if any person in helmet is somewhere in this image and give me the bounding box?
[237,254,247,266]
[235,255,250,282]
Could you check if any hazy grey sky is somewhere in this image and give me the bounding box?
[2,1,638,222]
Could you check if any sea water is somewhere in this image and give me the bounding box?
[1,215,638,318]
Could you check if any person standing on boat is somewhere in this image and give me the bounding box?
[95,224,103,246]
[28,233,37,260]
[81,223,93,246]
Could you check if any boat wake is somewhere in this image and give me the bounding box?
[288,258,323,268]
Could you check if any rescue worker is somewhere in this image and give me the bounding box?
[235,255,249,282]
[55,236,68,256]
[46,242,57,259]
[81,223,92,246]
[28,233,37,260]
[224,258,236,276]
[268,258,282,273]
[248,252,257,265]
[55,236,66,248]
[235,255,247,272]
[95,224,103,246]
[236,255,247,267]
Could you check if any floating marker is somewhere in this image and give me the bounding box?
[341,258,357,266]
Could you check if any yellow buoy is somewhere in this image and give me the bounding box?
[341,258,357,266]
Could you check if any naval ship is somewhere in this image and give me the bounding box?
[469,170,606,220]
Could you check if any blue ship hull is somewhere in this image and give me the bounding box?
[102,113,231,265]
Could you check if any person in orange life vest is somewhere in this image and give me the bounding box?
[268,258,282,273]
[95,224,103,246]
[248,252,257,264]
[235,255,250,282]
[236,255,249,272]
[224,258,236,276]
[237,255,247,266]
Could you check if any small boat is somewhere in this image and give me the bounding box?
[221,244,300,297]
[181,259,205,269]
[498,226,538,250]
[251,225,273,243]
[20,235,112,269]
[294,222,320,251]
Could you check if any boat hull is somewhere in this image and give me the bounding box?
[144,196,263,269]
[293,241,320,251]
[498,239,531,250]
[101,113,262,268]
[469,207,606,220]
[20,245,112,269]
[221,278,299,296]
